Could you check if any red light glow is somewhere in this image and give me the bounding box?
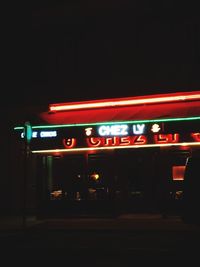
[62,138,76,148]
[154,134,179,144]
[172,166,186,181]
[49,92,200,112]
[86,136,147,147]
[191,133,200,142]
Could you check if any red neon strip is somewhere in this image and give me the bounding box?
[191,133,200,142]
[62,138,76,149]
[49,92,200,112]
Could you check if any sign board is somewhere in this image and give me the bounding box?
[15,117,200,153]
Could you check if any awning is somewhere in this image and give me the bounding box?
[39,91,200,125]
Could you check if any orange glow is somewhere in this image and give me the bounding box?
[154,134,179,143]
[172,166,186,181]
[49,92,200,112]
[86,137,102,147]
[104,137,118,146]
[133,135,147,145]
[31,142,200,154]
[51,190,62,199]
[62,138,76,148]
[191,133,200,142]
[91,173,100,181]
[86,136,147,147]
[119,137,132,146]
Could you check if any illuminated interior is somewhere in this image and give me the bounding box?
[172,166,186,181]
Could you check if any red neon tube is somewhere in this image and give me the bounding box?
[49,91,200,112]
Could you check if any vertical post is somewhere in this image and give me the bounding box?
[47,155,53,199]
[22,121,32,230]
[22,141,29,229]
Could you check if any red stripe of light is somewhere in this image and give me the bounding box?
[49,91,200,112]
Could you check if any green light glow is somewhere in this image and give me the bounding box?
[14,116,200,130]
[24,121,32,144]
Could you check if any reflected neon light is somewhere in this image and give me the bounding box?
[49,92,200,112]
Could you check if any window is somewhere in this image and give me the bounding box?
[172,166,186,181]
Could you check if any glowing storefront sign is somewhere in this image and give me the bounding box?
[98,124,146,136]
[40,131,57,137]
[132,124,145,134]
[151,124,161,133]
[154,134,179,143]
[86,136,147,147]
[63,138,76,148]
[21,130,57,138]
[21,131,38,138]
[191,133,200,142]
[98,125,129,136]
[14,116,200,153]
[85,127,93,136]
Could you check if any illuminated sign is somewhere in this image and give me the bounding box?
[98,124,146,136]
[40,131,57,138]
[14,117,200,153]
[21,130,57,138]
[151,124,161,133]
[86,136,147,147]
[98,125,129,136]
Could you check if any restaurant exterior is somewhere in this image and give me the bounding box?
[13,91,200,218]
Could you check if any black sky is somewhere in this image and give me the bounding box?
[10,1,200,107]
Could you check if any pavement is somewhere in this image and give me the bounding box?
[1,213,200,264]
[1,212,200,231]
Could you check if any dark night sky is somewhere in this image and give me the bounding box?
[8,1,200,107]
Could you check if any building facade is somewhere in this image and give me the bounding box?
[12,91,200,218]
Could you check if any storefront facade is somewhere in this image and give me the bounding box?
[13,91,200,217]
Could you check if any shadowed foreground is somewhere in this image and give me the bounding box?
[1,214,200,264]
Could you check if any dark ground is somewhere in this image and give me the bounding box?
[1,214,200,265]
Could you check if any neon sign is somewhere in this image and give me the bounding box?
[98,123,146,136]
[40,131,57,138]
[154,134,179,143]
[151,124,161,133]
[133,124,145,134]
[98,125,129,136]
[14,116,200,153]
[63,138,76,149]
[49,92,200,112]
[191,133,200,142]
[21,130,57,138]
[86,136,147,147]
